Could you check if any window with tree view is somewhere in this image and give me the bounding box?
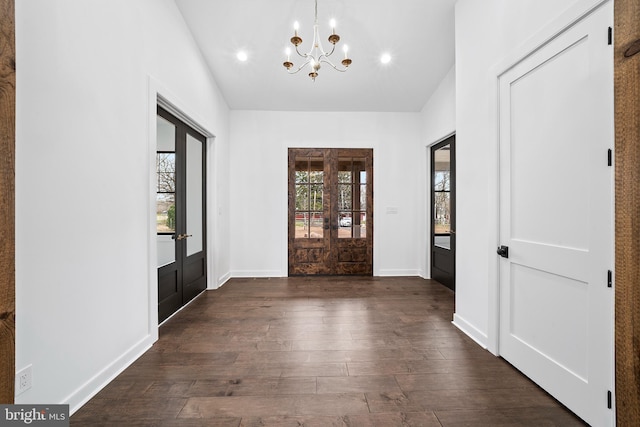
[338,157,366,239]
[156,115,176,234]
[433,145,451,249]
[295,157,324,238]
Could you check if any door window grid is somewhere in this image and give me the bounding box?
[157,152,176,234]
[433,147,451,249]
[295,157,324,239]
[338,158,366,239]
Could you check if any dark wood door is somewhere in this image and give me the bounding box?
[288,148,373,275]
[431,135,455,290]
[157,106,207,323]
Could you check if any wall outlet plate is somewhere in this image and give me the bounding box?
[15,365,32,395]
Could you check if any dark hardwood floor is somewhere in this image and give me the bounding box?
[71,277,586,426]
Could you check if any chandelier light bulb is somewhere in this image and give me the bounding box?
[343,44,349,59]
[381,53,391,64]
[283,0,352,80]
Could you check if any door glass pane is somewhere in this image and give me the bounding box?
[310,212,324,238]
[295,156,324,239]
[338,213,352,238]
[186,134,203,256]
[357,212,367,238]
[295,184,309,211]
[157,116,175,151]
[309,184,323,210]
[157,193,176,233]
[338,158,352,183]
[434,144,451,249]
[338,184,352,210]
[157,193,176,267]
[360,184,367,207]
[157,114,176,267]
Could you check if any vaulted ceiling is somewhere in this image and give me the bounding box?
[174,0,457,112]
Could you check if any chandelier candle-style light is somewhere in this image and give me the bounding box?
[283,0,352,81]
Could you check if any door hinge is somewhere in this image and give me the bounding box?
[608,27,612,45]
[607,390,612,409]
[608,149,612,166]
[608,270,613,288]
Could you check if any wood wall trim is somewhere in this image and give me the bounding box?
[0,0,15,405]
[614,0,640,424]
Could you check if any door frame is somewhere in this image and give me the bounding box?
[147,78,216,332]
[282,143,378,276]
[156,106,208,323]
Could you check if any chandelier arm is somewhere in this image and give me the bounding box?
[318,58,348,72]
[294,44,313,59]
[287,59,315,74]
[324,44,336,57]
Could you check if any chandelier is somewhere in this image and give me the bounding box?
[282,0,352,81]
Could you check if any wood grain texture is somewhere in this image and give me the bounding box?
[0,0,15,405]
[614,0,640,424]
[71,277,585,425]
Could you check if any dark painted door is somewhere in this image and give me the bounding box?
[288,148,373,275]
[431,135,455,290]
[156,106,207,323]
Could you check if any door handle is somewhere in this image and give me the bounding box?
[176,234,192,241]
[497,245,509,258]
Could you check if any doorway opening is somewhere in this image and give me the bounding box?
[288,148,373,275]
[431,135,455,290]
[156,106,207,323]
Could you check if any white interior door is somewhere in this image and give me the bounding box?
[498,3,613,426]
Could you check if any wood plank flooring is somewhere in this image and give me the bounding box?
[71,277,586,426]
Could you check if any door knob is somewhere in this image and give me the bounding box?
[497,245,509,258]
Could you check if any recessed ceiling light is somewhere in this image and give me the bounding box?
[380,53,391,64]
[236,51,248,62]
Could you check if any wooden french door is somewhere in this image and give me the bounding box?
[288,148,373,275]
[156,107,207,323]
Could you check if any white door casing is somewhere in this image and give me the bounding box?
[497,2,613,426]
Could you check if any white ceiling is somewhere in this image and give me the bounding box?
[174,0,457,112]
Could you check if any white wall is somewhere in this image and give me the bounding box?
[229,111,423,277]
[454,0,602,347]
[419,66,456,278]
[15,0,230,411]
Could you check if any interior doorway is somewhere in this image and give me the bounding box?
[288,148,373,275]
[156,106,207,323]
[431,135,455,290]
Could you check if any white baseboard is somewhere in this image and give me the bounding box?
[65,334,155,415]
[230,270,285,278]
[377,269,421,277]
[452,313,488,349]
[217,271,231,287]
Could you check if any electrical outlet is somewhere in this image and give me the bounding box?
[15,365,32,395]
